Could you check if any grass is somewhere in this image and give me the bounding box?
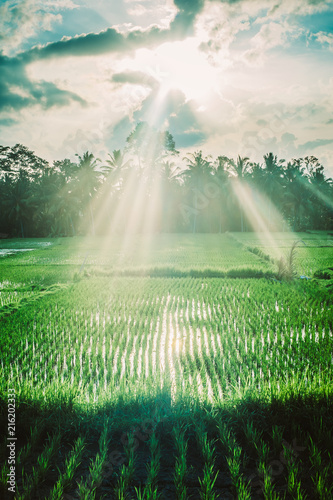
[0,232,332,498]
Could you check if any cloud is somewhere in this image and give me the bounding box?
[16,0,205,64]
[106,85,208,150]
[127,4,148,17]
[297,138,333,154]
[313,31,333,51]
[271,0,332,16]
[112,70,159,88]
[0,0,78,56]
[0,117,17,127]
[126,0,177,27]
[22,23,177,64]
[196,2,250,66]
[162,92,208,147]
[171,0,205,33]
[25,28,134,60]
[242,22,294,66]
[0,53,86,111]
[105,116,134,151]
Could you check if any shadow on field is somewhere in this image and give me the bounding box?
[1,391,333,499]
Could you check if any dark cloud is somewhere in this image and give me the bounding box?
[0,117,17,126]
[298,138,333,154]
[25,28,129,61]
[0,53,86,112]
[20,24,177,65]
[18,0,206,64]
[170,0,205,34]
[112,71,158,89]
[281,132,297,144]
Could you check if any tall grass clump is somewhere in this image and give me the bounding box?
[277,240,305,281]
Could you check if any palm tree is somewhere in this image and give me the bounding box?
[226,155,251,179]
[213,156,230,232]
[53,158,79,183]
[182,151,213,232]
[49,188,80,236]
[103,149,130,193]
[283,160,311,231]
[75,151,101,236]
[225,155,252,232]
[31,166,64,236]
[159,160,183,232]
[1,170,35,237]
[262,153,285,226]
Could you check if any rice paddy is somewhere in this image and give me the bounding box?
[0,233,332,499]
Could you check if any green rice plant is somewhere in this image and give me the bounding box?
[76,454,106,500]
[256,440,270,467]
[226,445,242,491]
[47,436,85,500]
[16,430,61,500]
[17,422,42,465]
[194,421,219,500]
[115,432,136,500]
[135,486,161,500]
[216,419,236,456]
[309,438,322,473]
[257,459,280,500]
[76,419,110,499]
[309,438,333,500]
[138,432,161,500]
[216,417,251,499]
[249,429,282,499]
[271,425,284,454]
[0,462,10,495]
[134,436,161,499]
[198,463,218,500]
[243,420,263,456]
[173,424,188,500]
[236,478,252,500]
[283,443,306,500]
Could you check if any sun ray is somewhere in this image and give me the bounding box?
[231,179,293,260]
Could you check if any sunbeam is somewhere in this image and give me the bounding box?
[231,179,292,261]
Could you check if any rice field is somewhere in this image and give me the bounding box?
[0,234,274,276]
[0,233,333,499]
[231,231,333,276]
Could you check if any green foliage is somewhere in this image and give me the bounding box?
[1,139,333,236]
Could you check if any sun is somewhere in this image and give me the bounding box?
[150,38,217,101]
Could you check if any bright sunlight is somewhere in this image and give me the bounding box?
[142,38,218,101]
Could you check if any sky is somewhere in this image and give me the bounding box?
[1,0,333,174]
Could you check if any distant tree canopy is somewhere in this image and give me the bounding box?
[0,123,332,237]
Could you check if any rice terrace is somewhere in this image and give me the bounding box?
[1,226,333,499]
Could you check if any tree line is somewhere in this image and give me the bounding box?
[0,122,332,237]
